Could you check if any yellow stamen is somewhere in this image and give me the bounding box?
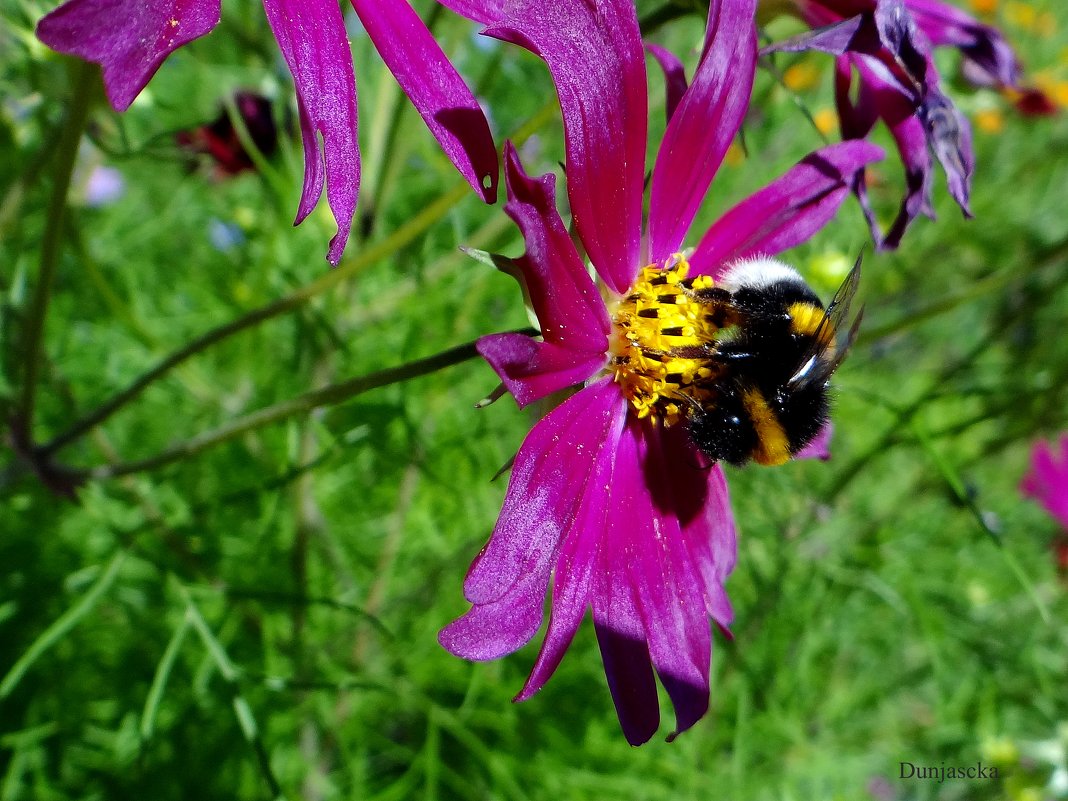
[609,256,732,426]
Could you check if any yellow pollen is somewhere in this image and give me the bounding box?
[609,256,733,427]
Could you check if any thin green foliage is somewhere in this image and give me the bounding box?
[138,610,191,744]
[0,549,127,699]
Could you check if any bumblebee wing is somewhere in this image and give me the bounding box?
[814,253,862,350]
[823,302,864,376]
[789,254,863,389]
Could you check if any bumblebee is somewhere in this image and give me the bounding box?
[684,256,863,467]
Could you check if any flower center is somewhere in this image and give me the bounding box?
[609,256,736,427]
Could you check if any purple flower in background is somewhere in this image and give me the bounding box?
[176,91,280,177]
[1021,436,1068,577]
[37,0,499,265]
[83,164,125,207]
[1021,435,1068,528]
[903,0,1055,113]
[439,0,882,745]
[766,0,978,248]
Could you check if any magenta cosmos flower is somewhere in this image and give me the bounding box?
[37,0,498,264]
[765,0,979,248]
[1021,435,1068,531]
[1021,435,1068,576]
[438,0,882,744]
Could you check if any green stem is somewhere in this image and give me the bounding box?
[16,61,95,438]
[42,180,470,455]
[0,132,61,269]
[83,330,533,480]
[758,53,831,146]
[220,93,288,208]
[356,67,405,238]
[910,417,1051,624]
[175,580,284,799]
[0,549,128,699]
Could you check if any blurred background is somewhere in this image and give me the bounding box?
[1,0,1067,799]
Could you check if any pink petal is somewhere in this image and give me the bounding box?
[647,0,757,264]
[499,143,611,351]
[437,551,554,662]
[352,0,498,203]
[773,1,976,250]
[448,377,624,606]
[1021,436,1068,529]
[516,396,627,700]
[645,43,688,124]
[834,55,885,243]
[443,380,739,744]
[513,531,597,701]
[795,422,833,461]
[36,0,220,111]
[835,53,877,138]
[485,0,647,294]
[853,56,935,249]
[593,423,660,745]
[440,381,626,662]
[263,0,359,266]
[477,334,607,408]
[434,0,504,25]
[904,0,1022,88]
[633,423,714,739]
[476,143,610,407]
[657,426,737,629]
[922,74,974,218]
[594,622,659,747]
[1020,441,1052,500]
[689,140,884,278]
[590,421,737,744]
[762,11,876,58]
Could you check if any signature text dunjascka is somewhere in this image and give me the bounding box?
[900,762,999,783]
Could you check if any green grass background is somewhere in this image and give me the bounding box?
[2,1,1067,799]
